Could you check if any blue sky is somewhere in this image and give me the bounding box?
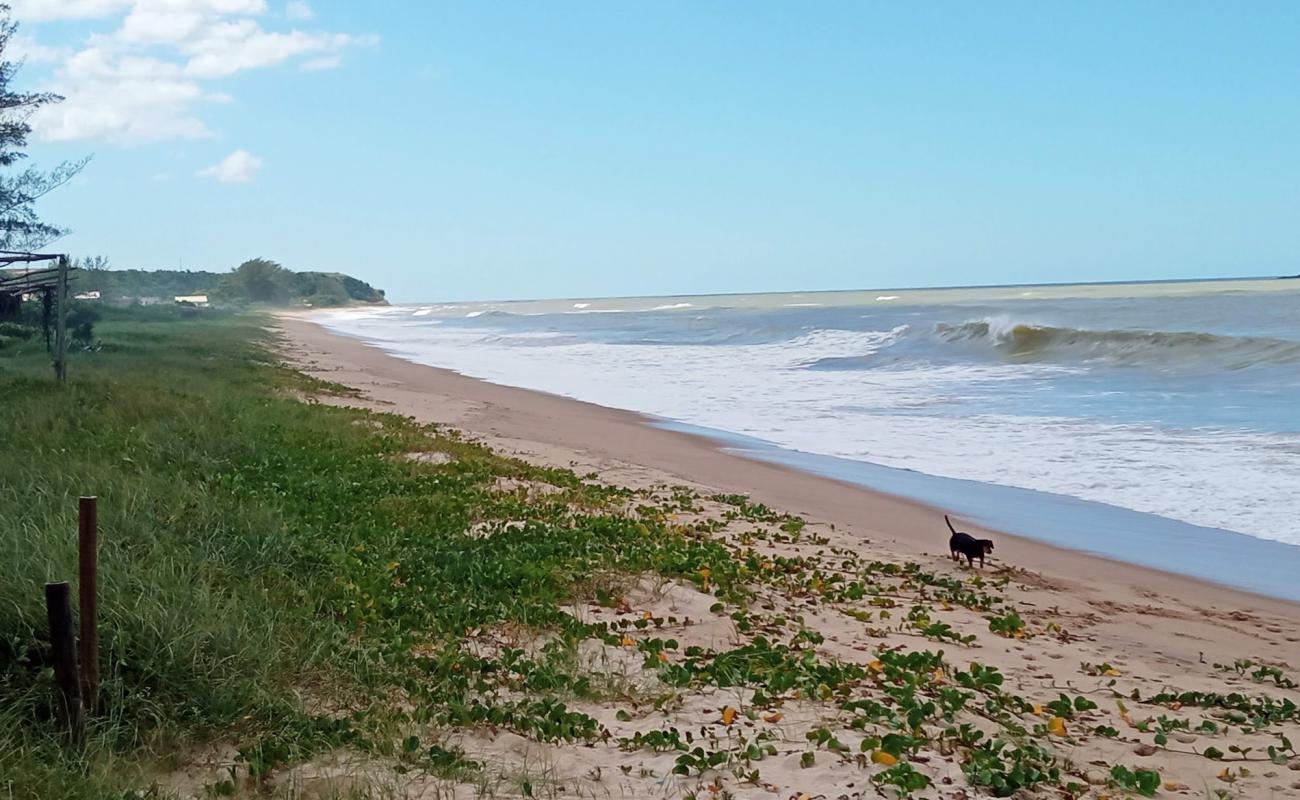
[15,1,1300,302]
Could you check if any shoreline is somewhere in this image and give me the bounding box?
[276,314,1300,619]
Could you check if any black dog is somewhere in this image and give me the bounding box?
[946,515,994,568]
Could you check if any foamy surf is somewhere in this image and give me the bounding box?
[316,280,1300,550]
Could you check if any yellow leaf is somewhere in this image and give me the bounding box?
[621,635,635,647]
[698,566,712,579]
[721,706,737,726]
[931,668,946,684]
[763,711,783,723]
[1031,704,1045,716]
[642,611,653,620]
[868,659,884,672]
[385,561,400,571]
[1103,668,1121,676]
[1164,781,1190,791]
[1047,716,1067,737]
[870,750,898,766]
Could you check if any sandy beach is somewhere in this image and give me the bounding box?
[272,314,1300,798]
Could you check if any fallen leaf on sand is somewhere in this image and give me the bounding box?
[763,711,784,723]
[871,751,898,766]
[1047,716,1067,737]
[721,705,737,726]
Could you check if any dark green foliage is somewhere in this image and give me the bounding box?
[73,261,385,308]
[1109,764,1161,796]
[66,302,100,346]
[219,258,293,304]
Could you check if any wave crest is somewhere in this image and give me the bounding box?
[935,319,1300,369]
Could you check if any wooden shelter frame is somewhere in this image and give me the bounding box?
[0,251,74,381]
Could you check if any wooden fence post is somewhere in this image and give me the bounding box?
[45,582,84,746]
[79,496,99,713]
[53,255,69,383]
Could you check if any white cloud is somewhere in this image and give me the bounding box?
[20,0,375,144]
[11,0,133,22]
[32,48,212,142]
[299,54,340,71]
[8,35,68,63]
[285,1,312,21]
[181,20,354,78]
[197,148,262,182]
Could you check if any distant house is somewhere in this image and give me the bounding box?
[74,290,101,301]
[174,294,209,307]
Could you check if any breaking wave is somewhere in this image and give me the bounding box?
[934,319,1300,369]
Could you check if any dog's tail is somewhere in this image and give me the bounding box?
[944,514,957,535]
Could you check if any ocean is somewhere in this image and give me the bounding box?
[316,277,1300,599]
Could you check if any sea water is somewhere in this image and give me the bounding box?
[316,278,1300,597]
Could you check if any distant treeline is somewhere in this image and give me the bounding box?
[73,258,386,307]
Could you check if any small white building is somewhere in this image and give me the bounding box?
[174,294,209,307]
[74,290,101,300]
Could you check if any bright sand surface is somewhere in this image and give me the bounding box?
[269,314,1300,798]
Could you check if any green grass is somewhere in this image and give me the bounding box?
[0,309,742,797]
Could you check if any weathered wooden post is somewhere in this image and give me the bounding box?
[45,582,84,746]
[42,287,52,353]
[78,496,99,713]
[53,255,69,383]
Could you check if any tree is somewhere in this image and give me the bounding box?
[74,254,110,270]
[223,258,293,304]
[0,5,86,251]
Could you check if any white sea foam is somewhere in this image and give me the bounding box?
[876,295,900,301]
[651,303,693,310]
[318,296,1300,546]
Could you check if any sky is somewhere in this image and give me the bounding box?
[13,1,1300,302]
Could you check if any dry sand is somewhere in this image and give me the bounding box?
[264,315,1300,799]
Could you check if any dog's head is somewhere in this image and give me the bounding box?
[979,539,995,555]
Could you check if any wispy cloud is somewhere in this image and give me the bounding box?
[197,148,263,182]
[17,0,376,144]
[284,1,312,22]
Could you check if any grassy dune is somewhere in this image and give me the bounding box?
[2,311,1298,799]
